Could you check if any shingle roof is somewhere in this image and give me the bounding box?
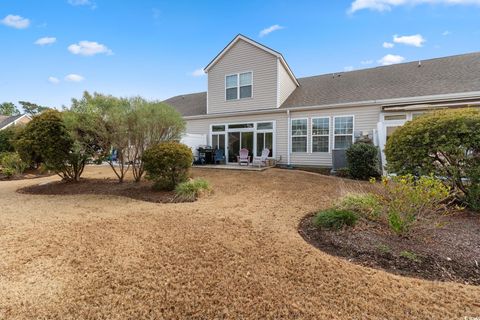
[0,114,25,129]
[163,92,207,117]
[164,52,480,117]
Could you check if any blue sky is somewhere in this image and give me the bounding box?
[1,0,480,109]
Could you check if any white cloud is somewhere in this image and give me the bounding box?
[259,24,284,37]
[349,0,480,13]
[65,74,84,82]
[383,42,394,48]
[191,68,205,77]
[393,34,426,47]
[442,30,452,36]
[361,59,374,65]
[48,76,60,84]
[35,37,56,46]
[344,66,355,71]
[378,54,406,65]
[1,14,30,29]
[68,0,96,8]
[68,41,113,56]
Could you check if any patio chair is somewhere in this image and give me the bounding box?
[237,148,251,166]
[214,148,226,164]
[252,148,270,167]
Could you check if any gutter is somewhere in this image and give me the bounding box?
[183,90,480,120]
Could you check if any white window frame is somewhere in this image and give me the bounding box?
[225,71,253,101]
[209,121,276,161]
[291,117,308,153]
[333,115,355,150]
[311,116,330,153]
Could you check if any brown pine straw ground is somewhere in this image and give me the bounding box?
[0,166,479,319]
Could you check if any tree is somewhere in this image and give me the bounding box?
[0,126,19,153]
[70,91,132,182]
[0,102,20,116]
[385,108,480,209]
[18,101,49,116]
[128,97,185,182]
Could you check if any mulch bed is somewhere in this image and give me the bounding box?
[18,178,177,203]
[299,211,480,285]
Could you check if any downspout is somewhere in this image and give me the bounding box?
[287,109,291,167]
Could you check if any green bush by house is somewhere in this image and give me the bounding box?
[385,108,480,210]
[346,143,381,180]
[313,208,358,230]
[143,141,193,191]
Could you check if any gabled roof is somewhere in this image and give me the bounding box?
[0,114,30,130]
[165,51,480,118]
[280,52,480,108]
[204,34,299,86]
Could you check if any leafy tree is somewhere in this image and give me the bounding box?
[0,126,19,153]
[0,102,20,116]
[18,101,49,116]
[128,97,185,182]
[70,91,132,182]
[385,108,480,209]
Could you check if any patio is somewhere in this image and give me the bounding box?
[193,163,273,171]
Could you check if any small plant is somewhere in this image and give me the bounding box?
[346,143,381,180]
[174,178,211,202]
[338,193,382,221]
[313,208,358,230]
[0,152,27,177]
[377,244,391,254]
[399,250,421,263]
[142,141,193,191]
[378,175,450,236]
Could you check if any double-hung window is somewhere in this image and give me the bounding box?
[225,72,252,100]
[291,118,308,152]
[311,117,330,152]
[334,116,354,149]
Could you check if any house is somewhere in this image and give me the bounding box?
[0,114,31,131]
[164,34,480,168]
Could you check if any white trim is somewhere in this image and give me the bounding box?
[225,71,253,102]
[311,116,331,154]
[206,71,209,114]
[276,58,280,108]
[290,117,308,153]
[204,34,299,87]
[333,115,355,150]
[184,90,480,120]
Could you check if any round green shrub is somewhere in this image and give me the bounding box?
[313,208,358,230]
[385,108,480,210]
[142,141,193,191]
[0,152,27,177]
[346,143,380,180]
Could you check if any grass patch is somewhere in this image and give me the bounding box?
[173,178,212,202]
[399,250,421,263]
[338,193,382,221]
[313,208,357,230]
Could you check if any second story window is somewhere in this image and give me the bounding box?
[226,72,252,100]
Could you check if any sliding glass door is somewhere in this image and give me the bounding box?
[228,131,253,163]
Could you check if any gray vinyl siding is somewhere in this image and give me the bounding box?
[277,59,297,107]
[185,105,381,167]
[207,39,278,114]
[289,105,381,167]
[186,112,289,163]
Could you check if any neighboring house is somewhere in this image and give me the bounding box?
[0,114,31,130]
[165,34,480,168]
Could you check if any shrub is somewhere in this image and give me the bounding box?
[174,178,211,202]
[313,208,358,230]
[385,108,480,210]
[338,193,382,221]
[0,126,18,153]
[379,175,450,236]
[142,141,193,191]
[0,152,27,177]
[346,143,381,180]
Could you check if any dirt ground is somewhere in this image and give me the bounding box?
[0,166,479,319]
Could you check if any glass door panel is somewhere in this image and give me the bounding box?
[241,131,254,160]
[228,132,240,162]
